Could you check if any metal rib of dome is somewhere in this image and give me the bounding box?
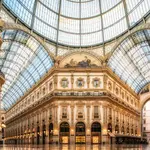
[1,30,53,110]
[3,0,150,47]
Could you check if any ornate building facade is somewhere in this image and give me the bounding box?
[0,0,150,145]
[4,53,141,144]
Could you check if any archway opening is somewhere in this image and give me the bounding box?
[60,122,70,144]
[49,123,53,144]
[142,100,150,143]
[121,126,124,134]
[108,123,112,132]
[42,125,46,144]
[115,125,119,134]
[91,122,101,144]
[37,126,40,145]
[32,128,35,145]
[76,122,86,144]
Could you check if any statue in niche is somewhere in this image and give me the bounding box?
[64,56,98,68]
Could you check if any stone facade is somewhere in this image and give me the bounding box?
[4,53,141,144]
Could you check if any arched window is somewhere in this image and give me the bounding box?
[60,122,70,133]
[115,125,119,134]
[108,123,112,132]
[91,122,101,132]
[43,88,45,95]
[37,92,39,99]
[76,122,85,133]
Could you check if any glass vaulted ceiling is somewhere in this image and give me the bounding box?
[108,30,150,94]
[1,30,53,110]
[3,0,150,47]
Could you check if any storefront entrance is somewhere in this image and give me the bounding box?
[49,123,53,144]
[76,122,86,144]
[37,126,40,145]
[32,131,34,144]
[60,122,70,144]
[91,122,101,144]
[42,125,46,144]
[115,125,119,134]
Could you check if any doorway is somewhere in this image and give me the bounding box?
[76,122,86,144]
[60,122,70,144]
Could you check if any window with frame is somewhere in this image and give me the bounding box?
[94,106,99,118]
[37,92,40,99]
[49,82,53,91]
[127,96,129,102]
[116,87,119,95]
[78,112,83,118]
[49,109,52,120]
[32,96,34,102]
[28,98,30,105]
[43,87,46,95]
[62,107,67,119]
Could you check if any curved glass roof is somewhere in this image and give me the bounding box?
[108,29,150,93]
[3,0,150,47]
[1,30,53,110]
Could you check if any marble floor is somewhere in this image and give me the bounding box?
[0,144,149,150]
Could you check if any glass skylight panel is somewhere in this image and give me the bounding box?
[1,30,54,110]
[58,31,80,46]
[109,30,150,93]
[81,0,100,18]
[35,3,58,28]
[26,38,39,53]
[3,0,150,47]
[128,0,150,26]
[21,0,35,12]
[59,16,80,33]
[33,18,57,41]
[3,0,32,26]
[103,3,125,28]
[81,16,101,33]
[121,38,134,50]
[1,42,10,51]
[61,0,80,18]
[104,18,127,41]
[126,0,141,12]
[2,30,16,40]
[81,31,102,46]
[39,0,59,12]
[15,31,29,44]
[101,0,121,13]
